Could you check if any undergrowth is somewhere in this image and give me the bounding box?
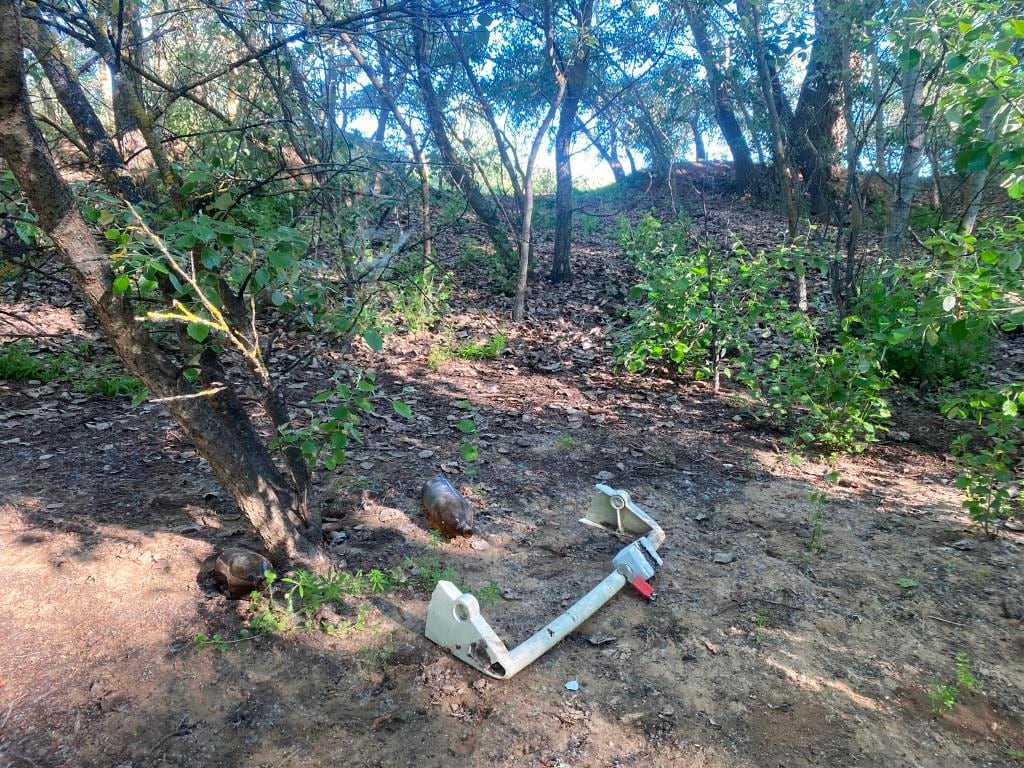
[0,340,144,400]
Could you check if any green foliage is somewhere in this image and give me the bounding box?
[928,652,977,716]
[618,214,892,452]
[929,682,958,715]
[943,383,1023,535]
[429,329,507,367]
[0,340,144,399]
[895,577,920,590]
[457,238,519,296]
[387,261,452,332]
[273,371,412,471]
[476,580,502,609]
[453,399,480,475]
[453,332,507,360]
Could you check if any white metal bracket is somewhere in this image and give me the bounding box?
[424,485,664,679]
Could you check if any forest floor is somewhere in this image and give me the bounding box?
[1,164,1023,768]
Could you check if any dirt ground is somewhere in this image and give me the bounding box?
[2,168,1023,767]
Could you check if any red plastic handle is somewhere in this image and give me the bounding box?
[630,576,655,602]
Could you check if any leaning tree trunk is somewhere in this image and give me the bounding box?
[0,0,325,569]
[412,15,515,264]
[683,0,754,189]
[579,121,625,183]
[550,0,594,285]
[22,15,141,202]
[959,97,1001,234]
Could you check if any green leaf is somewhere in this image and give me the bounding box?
[392,400,412,418]
[362,329,384,352]
[457,418,476,434]
[187,322,210,343]
[895,577,919,589]
[460,442,479,461]
[270,290,286,307]
[898,48,922,70]
[212,192,234,210]
[112,274,131,294]
[312,390,334,403]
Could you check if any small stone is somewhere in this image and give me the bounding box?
[713,552,735,564]
[595,470,614,481]
[1004,519,1024,532]
[1002,596,1024,621]
[564,679,580,691]
[470,537,490,551]
[418,449,434,458]
[951,539,975,551]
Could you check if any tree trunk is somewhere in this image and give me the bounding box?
[22,15,140,202]
[579,121,625,184]
[790,0,848,215]
[341,30,431,263]
[738,0,799,240]
[883,46,926,261]
[870,40,886,175]
[959,97,1000,234]
[0,0,325,569]
[550,0,594,285]
[683,0,754,189]
[690,118,707,161]
[412,17,515,264]
[513,0,566,321]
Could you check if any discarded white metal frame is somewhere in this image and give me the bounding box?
[424,484,665,679]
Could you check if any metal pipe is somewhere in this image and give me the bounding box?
[504,570,627,675]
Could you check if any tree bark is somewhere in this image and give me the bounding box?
[690,118,706,161]
[683,0,754,189]
[21,14,140,202]
[412,16,515,264]
[883,45,926,261]
[959,97,1001,234]
[579,121,625,183]
[513,0,566,321]
[550,0,594,285]
[0,0,325,569]
[738,0,799,240]
[789,0,848,215]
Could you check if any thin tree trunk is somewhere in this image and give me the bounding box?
[579,121,625,183]
[959,97,1001,234]
[21,15,140,202]
[871,40,886,175]
[690,118,707,161]
[883,46,926,261]
[550,0,594,285]
[412,16,514,263]
[340,31,431,263]
[625,147,638,175]
[0,0,325,569]
[513,0,566,321]
[683,0,754,189]
[739,0,799,240]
